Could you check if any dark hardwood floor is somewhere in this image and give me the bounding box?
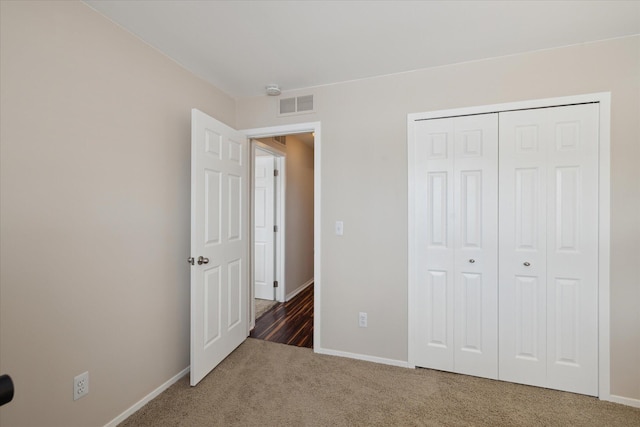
[250,284,313,348]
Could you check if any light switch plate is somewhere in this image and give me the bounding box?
[335,221,344,236]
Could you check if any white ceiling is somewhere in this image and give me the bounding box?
[84,1,640,98]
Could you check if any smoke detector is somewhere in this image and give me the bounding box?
[265,84,281,96]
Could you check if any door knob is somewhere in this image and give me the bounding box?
[197,256,209,265]
[187,257,194,265]
[524,262,531,267]
[469,259,475,263]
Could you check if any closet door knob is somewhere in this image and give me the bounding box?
[524,262,531,267]
[469,259,475,263]
[197,256,209,265]
[187,257,194,265]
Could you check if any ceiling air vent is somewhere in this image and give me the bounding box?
[279,97,296,115]
[278,94,315,116]
[296,95,314,112]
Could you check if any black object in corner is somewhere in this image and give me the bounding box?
[0,375,14,406]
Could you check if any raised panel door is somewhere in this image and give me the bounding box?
[413,114,498,377]
[453,114,498,379]
[499,108,549,388]
[254,154,275,300]
[499,104,598,396]
[545,104,599,396]
[413,117,455,371]
[191,109,248,386]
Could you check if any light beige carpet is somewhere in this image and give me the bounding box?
[255,298,278,319]
[119,339,640,427]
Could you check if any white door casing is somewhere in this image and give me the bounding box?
[499,104,599,396]
[243,122,320,347]
[412,113,498,378]
[254,153,275,300]
[190,109,249,386]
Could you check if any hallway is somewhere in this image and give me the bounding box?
[250,284,313,348]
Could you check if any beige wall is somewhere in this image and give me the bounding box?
[257,135,314,298]
[237,36,640,400]
[1,2,638,426]
[0,2,236,426]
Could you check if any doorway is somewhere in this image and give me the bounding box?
[247,126,318,348]
[190,114,320,385]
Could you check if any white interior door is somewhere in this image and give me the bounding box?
[254,152,275,300]
[413,117,455,372]
[498,107,549,386]
[499,104,599,396]
[413,113,498,378]
[452,114,498,379]
[190,109,248,386]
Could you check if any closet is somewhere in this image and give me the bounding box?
[409,101,600,396]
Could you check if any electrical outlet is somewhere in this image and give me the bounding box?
[359,312,367,328]
[74,371,89,401]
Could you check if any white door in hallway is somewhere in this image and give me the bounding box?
[190,109,249,386]
[254,152,276,300]
[498,103,599,396]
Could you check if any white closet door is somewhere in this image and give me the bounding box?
[413,114,498,378]
[413,117,455,371]
[499,104,599,396]
[453,114,498,379]
[545,104,599,395]
[498,108,549,386]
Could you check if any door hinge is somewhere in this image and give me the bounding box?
[274,225,278,232]
[274,169,279,177]
[273,280,279,288]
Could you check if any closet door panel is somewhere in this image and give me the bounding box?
[413,118,455,371]
[453,114,498,379]
[545,104,599,396]
[499,109,548,387]
[499,104,598,396]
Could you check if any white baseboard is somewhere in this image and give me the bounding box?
[285,278,314,302]
[603,394,640,408]
[314,347,409,369]
[104,366,190,427]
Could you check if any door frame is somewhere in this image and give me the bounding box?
[251,140,287,320]
[243,122,321,350]
[407,93,611,400]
